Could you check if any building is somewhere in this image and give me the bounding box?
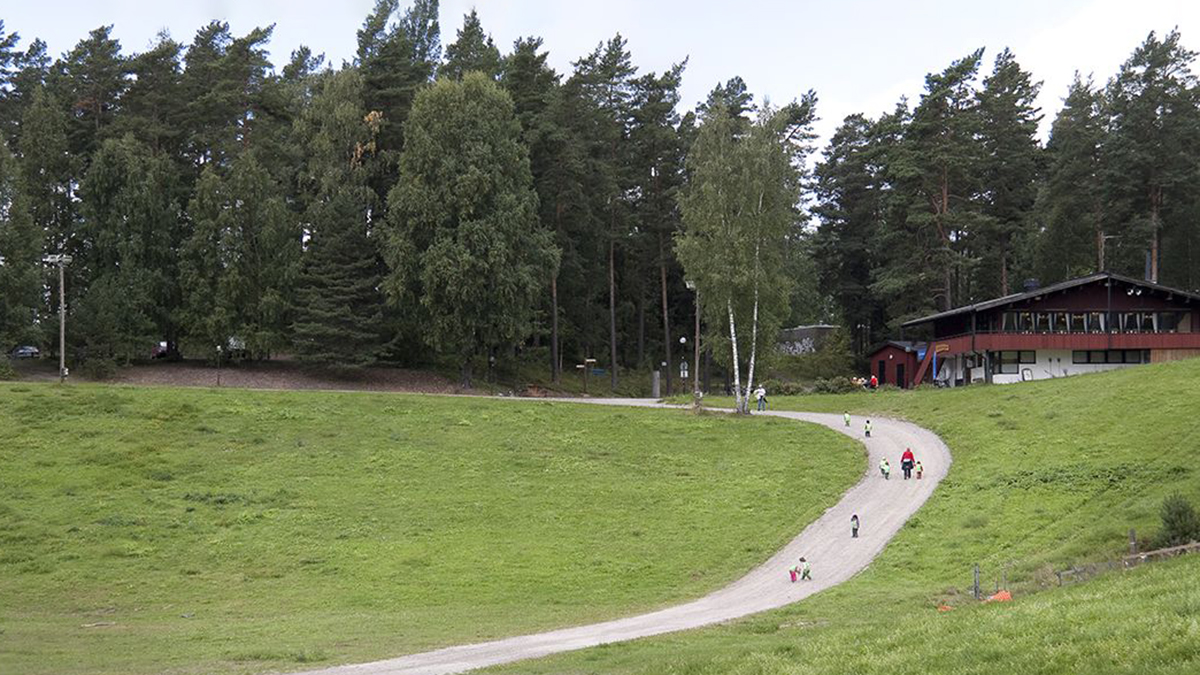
[897,272,1200,386]
[866,340,924,389]
[779,324,839,355]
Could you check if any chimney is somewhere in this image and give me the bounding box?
[1023,278,1040,293]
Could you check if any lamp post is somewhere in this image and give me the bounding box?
[685,280,701,409]
[43,254,72,383]
[216,345,223,387]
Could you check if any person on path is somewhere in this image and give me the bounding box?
[879,457,890,480]
[915,460,924,480]
[851,513,860,538]
[901,447,915,480]
[844,411,851,427]
[864,420,873,437]
[755,385,767,412]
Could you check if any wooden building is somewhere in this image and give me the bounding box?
[897,272,1200,386]
[866,340,924,389]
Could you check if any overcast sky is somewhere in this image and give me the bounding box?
[5,0,1200,147]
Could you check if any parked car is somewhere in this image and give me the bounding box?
[9,345,40,359]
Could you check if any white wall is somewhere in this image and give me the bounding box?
[949,349,1140,385]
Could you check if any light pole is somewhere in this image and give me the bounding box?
[685,280,701,409]
[43,254,72,383]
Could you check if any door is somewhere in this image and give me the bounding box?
[877,360,887,384]
[897,363,906,389]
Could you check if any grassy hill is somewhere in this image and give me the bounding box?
[491,358,1200,674]
[0,385,860,674]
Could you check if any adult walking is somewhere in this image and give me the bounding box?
[755,385,767,412]
[901,447,915,480]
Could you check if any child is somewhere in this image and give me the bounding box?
[865,420,873,437]
[851,513,860,538]
[844,411,851,427]
[916,460,924,480]
[879,457,890,480]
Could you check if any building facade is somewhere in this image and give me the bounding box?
[899,273,1200,386]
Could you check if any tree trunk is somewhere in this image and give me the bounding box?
[1149,186,1162,283]
[550,275,560,383]
[460,359,473,389]
[999,239,1009,296]
[660,240,673,396]
[744,283,760,414]
[728,299,744,413]
[609,239,618,390]
[636,294,645,367]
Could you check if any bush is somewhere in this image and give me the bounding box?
[1153,494,1200,549]
[811,376,861,394]
[0,360,17,380]
[759,378,807,396]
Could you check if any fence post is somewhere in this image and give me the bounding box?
[973,563,981,600]
[1129,528,1138,555]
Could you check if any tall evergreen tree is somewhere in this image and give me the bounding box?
[976,48,1042,296]
[571,35,636,389]
[290,70,385,365]
[442,10,501,80]
[383,73,557,386]
[52,26,128,161]
[1035,74,1107,282]
[1103,29,1200,285]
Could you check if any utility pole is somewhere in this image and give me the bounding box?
[43,255,72,383]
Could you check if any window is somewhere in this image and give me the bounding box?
[1121,312,1138,332]
[1088,350,1107,363]
[1160,312,1182,333]
[1141,312,1157,332]
[1053,312,1069,332]
[1034,313,1051,332]
[1072,350,1088,364]
[994,351,1035,374]
[1088,312,1106,333]
[1070,313,1086,333]
[1073,350,1150,365]
[1018,312,1033,332]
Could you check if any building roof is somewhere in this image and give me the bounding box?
[868,340,925,356]
[901,272,1200,329]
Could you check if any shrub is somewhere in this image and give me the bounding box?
[0,360,16,381]
[83,358,118,381]
[812,376,860,394]
[1153,494,1200,549]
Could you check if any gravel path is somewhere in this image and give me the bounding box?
[301,400,952,675]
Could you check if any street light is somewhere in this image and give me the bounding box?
[43,254,73,383]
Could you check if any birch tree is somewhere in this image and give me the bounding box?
[676,102,804,413]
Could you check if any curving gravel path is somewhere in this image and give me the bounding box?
[301,400,952,675]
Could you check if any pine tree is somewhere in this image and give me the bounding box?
[291,70,385,366]
[976,48,1042,297]
[442,10,501,80]
[571,35,636,389]
[1035,74,1107,282]
[383,73,557,386]
[1103,29,1200,286]
[52,26,128,161]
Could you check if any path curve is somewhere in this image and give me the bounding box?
[302,400,952,675]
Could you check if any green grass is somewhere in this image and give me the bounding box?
[0,384,860,674]
[489,358,1200,673]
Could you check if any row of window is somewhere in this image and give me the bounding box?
[1072,350,1150,365]
[995,311,1187,334]
[974,349,1149,373]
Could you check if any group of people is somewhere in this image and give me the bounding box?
[849,375,879,390]
[878,448,922,480]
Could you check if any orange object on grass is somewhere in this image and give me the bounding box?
[985,590,1012,602]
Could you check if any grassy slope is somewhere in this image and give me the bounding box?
[493,358,1200,674]
[0,385,860,674]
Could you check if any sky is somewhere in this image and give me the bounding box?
[5,0,1200,149]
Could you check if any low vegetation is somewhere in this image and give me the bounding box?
[0,384,860,674]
